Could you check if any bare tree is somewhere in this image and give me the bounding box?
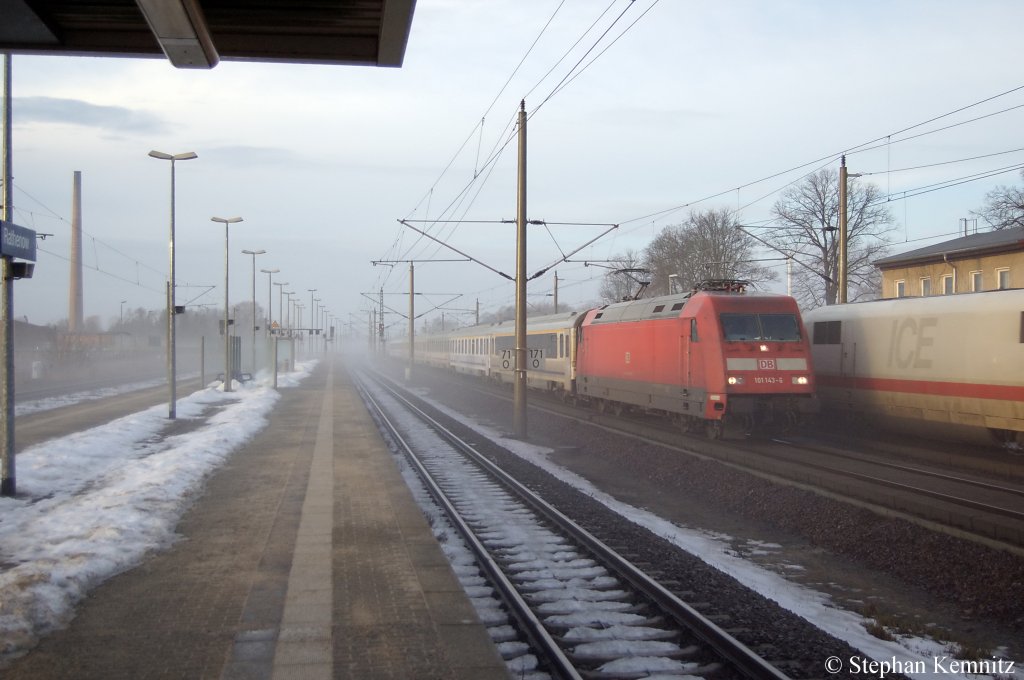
[766,168,895,308]
[973,169,1024,230]
[643,208,777,296]
[597,249,649,303]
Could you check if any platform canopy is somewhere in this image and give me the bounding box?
[0,0,416,69]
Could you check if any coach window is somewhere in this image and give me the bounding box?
[997,267,1010,290]
[920,277,931,296]
[895,280,906,298]
[813,320,841,345]
[941,274,954,295]
[970,270,982,292]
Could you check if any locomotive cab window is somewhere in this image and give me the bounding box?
[720,313,801,342]
[759,314,801,341]
[720,314,759,341]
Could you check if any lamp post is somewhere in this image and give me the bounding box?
[242,248,265,372]
[313,297,321,351]
[283,291,294,330]
[211,216,243,391]
[261,268,279,334]
[120,299,127,326]
[274,281,288,333]
[322,307,329,350]
[307,288,317,340]
[149,149,197,419]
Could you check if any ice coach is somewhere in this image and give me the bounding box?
[804,287,1024,446]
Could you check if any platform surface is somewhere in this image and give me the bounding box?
[4,359,508,680]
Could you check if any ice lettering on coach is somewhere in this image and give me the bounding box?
[886,317,937,370]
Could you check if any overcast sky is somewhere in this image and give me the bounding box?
[5,0,1024,331]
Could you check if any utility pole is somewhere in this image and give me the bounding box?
[407,263,414,379]
[838,155,848,304]
[371,259,466,375]
[379,287,385,349]
[1,54,13,496]
[553,272,559,314]
[513,100,528,439]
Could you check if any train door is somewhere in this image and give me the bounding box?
[679,332,691,386]
[679,317,700,388]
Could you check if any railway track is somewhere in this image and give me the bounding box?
[755,437,1024,533]
[356,369,789,680]
[401,364,1024,552]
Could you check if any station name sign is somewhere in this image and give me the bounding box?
[0,220,37,261]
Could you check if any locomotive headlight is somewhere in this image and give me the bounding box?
[727,375,744,385]
[792,376,809,385]
[759,344,769,352]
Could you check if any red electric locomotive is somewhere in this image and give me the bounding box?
[575,280,818,438]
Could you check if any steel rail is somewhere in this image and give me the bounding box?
[363,369,791,680]
[770,439,1024,500]
[354,374,583,680]
[446,371,1024,524]
[759,446,1024,522]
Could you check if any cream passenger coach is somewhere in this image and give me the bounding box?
[803,288,1024,445]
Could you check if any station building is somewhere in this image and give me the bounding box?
[874,225,1024,298]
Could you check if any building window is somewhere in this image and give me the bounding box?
[970,270,982,292]
[997,268,1010,290]
[920,277,931,296]
[895,280,906,298]
[941,274,954,295]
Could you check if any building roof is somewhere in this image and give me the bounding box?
[873,226,1024,269]
[0,0,416,69]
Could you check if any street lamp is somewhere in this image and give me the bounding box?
[313,297,321,350]
[274,281,289,333]
[149,149,197,419]
[211,216,243,391]
[308,288,317,337]
[321,307,329,349]
[261,268,279,335]
[283,291,294,330]
[242,248,266,372]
